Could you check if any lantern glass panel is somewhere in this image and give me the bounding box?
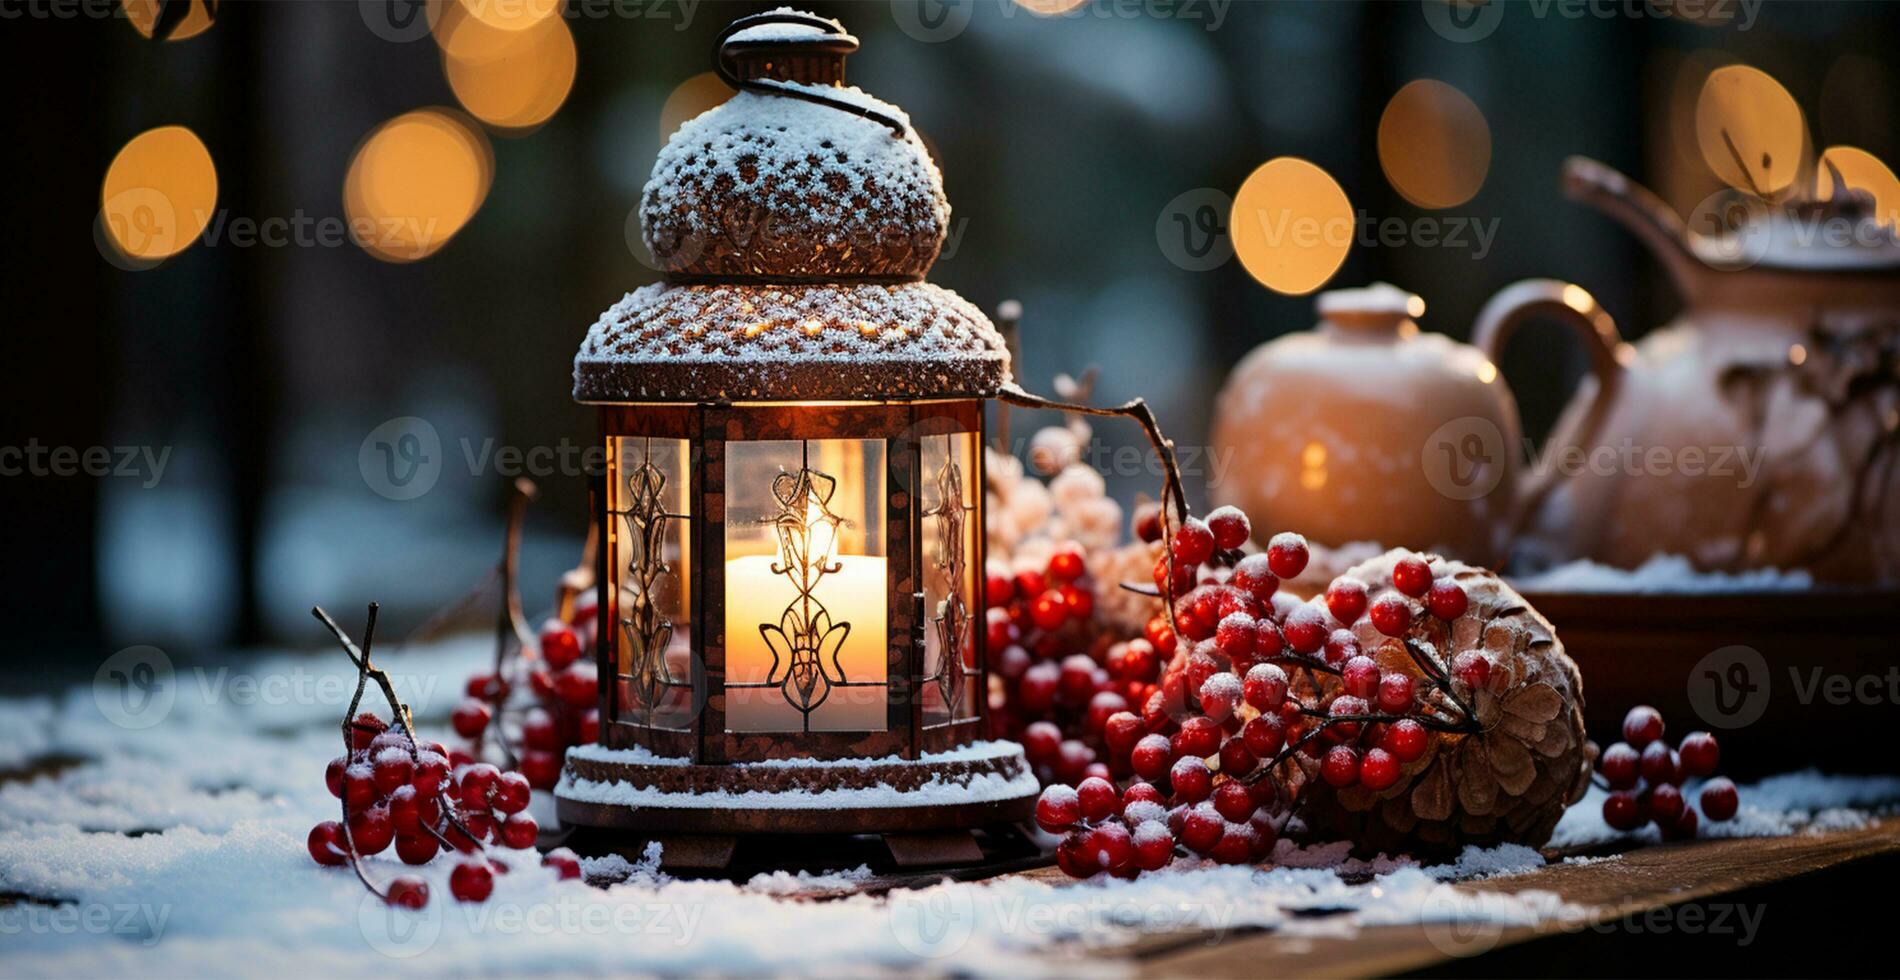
[920,430,980,726]
[609,435,695,730]
[724,438,888,733]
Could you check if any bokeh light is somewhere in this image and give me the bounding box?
[343,109,494,263]
[1378,79,1491,209]
[439,6,576,134]
[121,0,215,40]
[101,125,218,262]
[1230,157,1353,296]
[1014,0,1089,13]
[660,72,736,144]
[1818,145,1900,229]
[1695,65,1807,196]
[458,0,562,32]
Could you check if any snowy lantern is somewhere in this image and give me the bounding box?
[556,11,1037,868]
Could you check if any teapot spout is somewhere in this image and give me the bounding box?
[1562,156,1706,301]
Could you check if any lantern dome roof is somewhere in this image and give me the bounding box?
[575,9,1009,403]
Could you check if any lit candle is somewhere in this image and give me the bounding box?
[725,554,887,731]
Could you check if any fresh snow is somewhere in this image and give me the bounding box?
[1512,554,1815,593]
[3,636,1895,976]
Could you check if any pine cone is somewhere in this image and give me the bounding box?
[1300,550,1592,855]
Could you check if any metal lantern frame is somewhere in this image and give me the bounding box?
[590,399,990,766]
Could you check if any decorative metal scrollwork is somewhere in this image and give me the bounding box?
[616,439,687,717]
[923,453,975,715]
[756,463,855,726]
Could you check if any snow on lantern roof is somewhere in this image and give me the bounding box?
[575,9,1009,404]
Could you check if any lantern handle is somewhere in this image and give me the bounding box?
[711,11,909,138]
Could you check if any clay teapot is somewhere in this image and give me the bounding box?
[1210,282,1622,568]
[1484,157,1900,582]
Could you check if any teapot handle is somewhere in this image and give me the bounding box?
[1472,279,1626,544]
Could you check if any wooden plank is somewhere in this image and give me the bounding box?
[1137,819,1900,979]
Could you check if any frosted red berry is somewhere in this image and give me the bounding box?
[1241,713,1285,758]
[1700,777,1738,822]
[386,876,430,910]
[307,821,349,867]
[1425,578,1468,620]
[1172,519,1216,567]
[1320,745,1361,787]
[1180,804,1223,853]
[1324,577,1369,625]
[1359,747,1401,791]
[1130,734,1173,781]
[1206,506,1251,550]
[500,813,539,850]
[1266,532,1308,579]
[1076,777,1120,823]
[1170,756,1213,803]
[1679,731,1720,778]
[1381,718,1428,762]
[1212,780,1257,822]
[1648,782,1685,826]
[1047,545,1086,582]
[1242,663,1289,711]
[1030,590,1069,631]
[1452,652,1491,692]
[1341,656,1380,699]
[1392,554,1433,597]
[450,860,494,903]
[1639,741,1678,786]
[1230,554,1279,603]
[1035,784,1082,832]
[540,620,583,671]
[1603,790,1644,831]
[1282,604,1328,654]
[1622,705,1664,748]
[1368,594,1413,637]
[1214,613,1256,662]
[1599,742,1640,789]
[1376,672,1417,714]
[542,847,583,880]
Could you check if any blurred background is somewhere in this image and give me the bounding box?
[3,0,1896,689]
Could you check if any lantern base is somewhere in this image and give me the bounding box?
[553,739,1039,842]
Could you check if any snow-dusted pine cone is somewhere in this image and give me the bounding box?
[1301,550,1592,854]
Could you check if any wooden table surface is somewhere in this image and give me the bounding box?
[1000,819,1900,977]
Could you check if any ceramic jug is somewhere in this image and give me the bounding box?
[1210,282,1623,568]
[1485,157,1900,582]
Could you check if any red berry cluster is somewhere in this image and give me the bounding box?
[309,710,546,902]
[454,602,601,790]
[1035,502,1484,878]
[986,542,1128,786]
[1596,705,1738,839]
[1035,773,1274,876]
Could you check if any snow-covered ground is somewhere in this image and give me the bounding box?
[2,636,1895,977]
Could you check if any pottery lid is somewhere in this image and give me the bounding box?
[1317,282,1428,333]
[1688,186,1900,272]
